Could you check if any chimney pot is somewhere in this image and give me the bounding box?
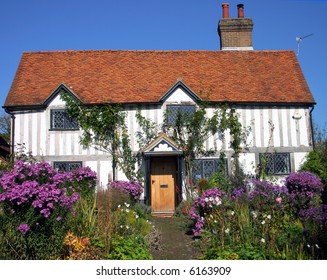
[222,3,229,19]
[237,4,244,18]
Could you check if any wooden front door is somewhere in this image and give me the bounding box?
[151,157,176,213]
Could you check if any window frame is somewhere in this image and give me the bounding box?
[166,104,196,125]
[191,158,227,184]
[50,109,79,131]
[53,161,82,172]
[259,153,291,175]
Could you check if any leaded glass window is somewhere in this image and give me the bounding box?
[53,161,82,172]
[166,104,195,125]
[50,109,79,130]
[191,158,227,184]
[260,153,290,175]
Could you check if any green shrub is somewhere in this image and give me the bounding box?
[108,234,152,260]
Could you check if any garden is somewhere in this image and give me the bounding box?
[181,171,327,260]
[1,158,327,259]
[0,160,158,260]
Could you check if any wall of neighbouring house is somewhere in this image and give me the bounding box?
[12,90,312,187]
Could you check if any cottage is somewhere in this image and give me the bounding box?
[3,4,315,215]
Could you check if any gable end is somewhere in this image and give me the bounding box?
[43,83,81,107]
[160,80,201,103]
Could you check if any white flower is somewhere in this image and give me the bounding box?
[126,225,129,229]
[260,238,265,243]
[125,209,130,213]
[261,220,266,225]
[307,244,311,248]
[204,197,209,202]
[267,214,271,219]
[120,225,123,228]
[210,214,213,219]
[230,211,235,216]
[124,202,130,208]
[251,211,257,218]
[214,220,217,223]
[225,228,230,234]
[209,197,213,202]
[315,244,320,249]
[135,214,139,219]
[117,205,121,208]
[214,197,222,205]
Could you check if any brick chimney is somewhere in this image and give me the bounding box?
[218,3,254,50]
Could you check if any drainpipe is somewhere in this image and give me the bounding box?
[309,105,315,150]
[5,110,15,162]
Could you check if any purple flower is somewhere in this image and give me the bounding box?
[109,180,143,201]
[0,161,96,226]
[285,171,323,211]
[18,224,30,235]
[189,187,225,235]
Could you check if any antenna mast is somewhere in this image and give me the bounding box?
[296,33,313,56]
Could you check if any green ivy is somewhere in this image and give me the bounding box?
[60,90,142,181]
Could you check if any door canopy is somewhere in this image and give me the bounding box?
[141,132,183,156]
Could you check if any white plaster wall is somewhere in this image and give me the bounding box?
[165,87,195,103]
[12,88,313,189]
[238,153,256,175]
[294,152,309,171]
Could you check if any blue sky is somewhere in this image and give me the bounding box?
[1,0,326,128]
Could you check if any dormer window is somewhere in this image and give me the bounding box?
[166,104,196,125]
[50,109,79,130]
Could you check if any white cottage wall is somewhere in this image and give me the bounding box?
[12,88,313,188]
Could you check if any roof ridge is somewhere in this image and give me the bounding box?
[21,49,295,54]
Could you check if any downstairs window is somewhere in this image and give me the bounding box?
[53,161,82,172]
[191,158,227,184]
[259,153,291,175]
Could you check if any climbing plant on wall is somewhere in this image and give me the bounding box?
[62,89,248,189]
[136,103,248,198]
[60,90,142,181]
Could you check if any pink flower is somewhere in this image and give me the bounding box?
[276,197,282,204]
[18,224,30,235]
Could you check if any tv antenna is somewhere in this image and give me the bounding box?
[296,33,313,56]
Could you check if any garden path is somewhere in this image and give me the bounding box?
[150,216,201,260]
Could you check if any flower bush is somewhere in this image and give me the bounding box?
[109,180,143,202]
[0,161,97,259]
[189,187,225,235]
[285,171,324,212]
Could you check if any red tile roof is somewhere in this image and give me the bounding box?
[4,50,315,108]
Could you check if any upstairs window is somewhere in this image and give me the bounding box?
[53,161,82,172]
[166,104,195,125]
[192,158,227,184]
[50,109,79,130]
[260,153,291,175]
